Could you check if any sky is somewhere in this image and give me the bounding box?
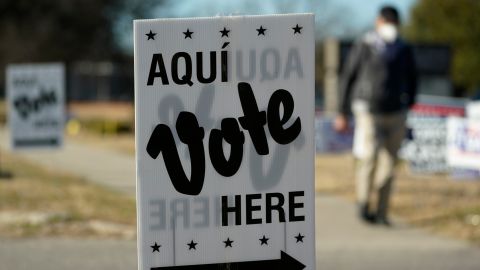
[331,0,417,29]
[156,0,417,34]
[119,0,418,52]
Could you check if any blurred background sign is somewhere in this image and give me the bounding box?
[400,95,466,174]
[6,63,65,149]
[447,117,480,170]
[467,101,480,119]
[315,112,353,153]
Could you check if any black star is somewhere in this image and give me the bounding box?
[292,24,302,34]
[256,25,267,36]
[151,242,161,252]
[146,30,156,40]
[223,238,233,248]
[183,28,193,39]
[220,27,230,37]
[187,240,197,250]
[295,233,305,243]
[259,235,269,246]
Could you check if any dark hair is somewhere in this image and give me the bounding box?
[379,5,400,25]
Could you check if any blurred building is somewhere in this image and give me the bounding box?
[68,62,133,102]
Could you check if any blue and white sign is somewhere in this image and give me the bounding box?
[447,117,480,170]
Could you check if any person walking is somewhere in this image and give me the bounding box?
[334,5,417,225]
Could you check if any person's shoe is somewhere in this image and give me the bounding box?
[358,203,376,224]
[375,216,391,226]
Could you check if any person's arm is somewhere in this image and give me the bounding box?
[405,45,418,108]
[335,39,364,132]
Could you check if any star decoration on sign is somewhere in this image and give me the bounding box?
[223,238,234,248]
[292,24,302,34]
[151,242,161,252]
[259,235,269,246]
[183,28,193,39]
[146,30,156,40]
[220,27,230,37]
[187,240,198,250]
[256,25,267,36]
[295,233,305,243]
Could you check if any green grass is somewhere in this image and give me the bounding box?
[0,150,136,238]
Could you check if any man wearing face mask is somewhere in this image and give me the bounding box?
[334,5,417,225]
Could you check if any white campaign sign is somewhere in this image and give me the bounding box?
[447,117,480,170]
[134,14,315,270]
[6,63,65,149]
[401,115,449,173]
[467,101,480,119]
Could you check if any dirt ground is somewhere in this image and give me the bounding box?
[315,153,480,245]
[69,132,135,156]
[0,151,136,239]
[68,102,133,122]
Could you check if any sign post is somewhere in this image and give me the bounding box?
[135,14,315,270]
[6,63,65,150]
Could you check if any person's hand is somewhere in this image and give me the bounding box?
[334,115,348,133]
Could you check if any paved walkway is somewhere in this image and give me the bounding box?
[0,238,137,270]
[1,130,480,269]
[315,195,480,270]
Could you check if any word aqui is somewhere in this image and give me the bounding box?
[146,47,303,86]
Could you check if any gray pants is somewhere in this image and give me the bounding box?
[354,110,407,219]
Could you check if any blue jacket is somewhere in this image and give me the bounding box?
[339,32,418,115]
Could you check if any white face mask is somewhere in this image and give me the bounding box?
[377,24,398,42]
